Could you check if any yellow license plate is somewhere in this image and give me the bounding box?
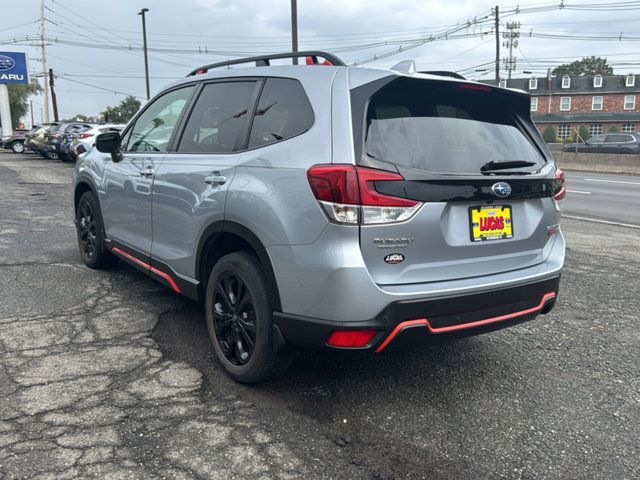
[470,205,513,242]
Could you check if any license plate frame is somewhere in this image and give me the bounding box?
[469,205,514,242]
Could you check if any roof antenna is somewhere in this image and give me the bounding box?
[390,60,416,75]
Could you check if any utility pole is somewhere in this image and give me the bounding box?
[40,0,50,123]
[494,5,500,81]
[138,8,150,100]
[49,69,59,121]
[291,0,298,64]
[502,21,520,80]
[30,100,34,127]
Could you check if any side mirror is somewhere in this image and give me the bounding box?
[95,131,123,162]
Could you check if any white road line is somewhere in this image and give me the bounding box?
[566,189,591,195]
[583,178,640,186]
[563,215,640,229]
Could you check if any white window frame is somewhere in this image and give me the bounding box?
[626,74,635,87]
[622,123,636,133]
[562,76,571,88]
[529,77,538,90]
[624,95,636,110]
[560,96,571,111]
[593,75,603,88]
[530,97,538,112]
[589,124,603,136]
[592,96,603,110]
[557,124,571,139]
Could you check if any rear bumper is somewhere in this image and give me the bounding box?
[273,275,560,352]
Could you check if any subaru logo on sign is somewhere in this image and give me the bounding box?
[0,55,16,71]
[491,182,512,198]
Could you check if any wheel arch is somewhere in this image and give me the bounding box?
[74,180,98,215]
[196,221,282,312]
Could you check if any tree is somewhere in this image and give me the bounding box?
[608,125,620,133]
[66,113,101,123]
[102,95,141,123]
[3,80,42,128]
[578,125,590,142]
[552,56,613,76]
[542,125,557,143]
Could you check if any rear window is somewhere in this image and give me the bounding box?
[361,78,545,175]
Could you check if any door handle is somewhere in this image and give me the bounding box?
[204,173,227,186]
[140,166,155,177]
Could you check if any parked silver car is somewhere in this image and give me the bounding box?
[73,51,566,382]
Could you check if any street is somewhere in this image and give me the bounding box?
[1,152,639,479]
[564,171,640,227]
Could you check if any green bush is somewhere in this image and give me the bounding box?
[542,125,557,143]
[578,125,590,142]
[608,125,620,133]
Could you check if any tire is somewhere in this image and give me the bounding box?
[11,141,24,153]
[75,191,118,269]
[205,252,294,383]
[45,150,59,160]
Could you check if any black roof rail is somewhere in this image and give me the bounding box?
[419,71,466,80]
[187,51,346,77]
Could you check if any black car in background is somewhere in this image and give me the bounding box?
[40,122,94,160]
[563,132,640,154]
[1,128,31,153]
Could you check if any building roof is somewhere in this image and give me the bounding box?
[483,74,639,95]
[532,112,640,123]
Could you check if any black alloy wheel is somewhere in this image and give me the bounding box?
[212,271,257,365]
[78,200,97,262]
[205,252,294,383]
[75,191,118,269]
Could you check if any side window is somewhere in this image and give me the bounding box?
[606,134,628,143]
[248,78,314,149]
[590,134,605,144]
[177,81,256,154]
[126,86,195,153]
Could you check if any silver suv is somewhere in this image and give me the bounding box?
[74,51,566,383]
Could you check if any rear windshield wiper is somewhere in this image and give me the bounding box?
[480,160,537,173]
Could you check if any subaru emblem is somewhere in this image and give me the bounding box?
[491,182,512,198]
[0,55,16,72]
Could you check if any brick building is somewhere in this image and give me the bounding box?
[483,74,640,140]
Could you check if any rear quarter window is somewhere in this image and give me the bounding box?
[248,78,314,149]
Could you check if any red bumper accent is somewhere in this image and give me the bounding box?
[375,292,557,353]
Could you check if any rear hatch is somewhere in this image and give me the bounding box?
[351,77,562,285]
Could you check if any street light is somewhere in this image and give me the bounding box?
[138,8,150,100]
[291,0,298,64]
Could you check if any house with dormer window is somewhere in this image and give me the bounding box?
[483,74,640,139]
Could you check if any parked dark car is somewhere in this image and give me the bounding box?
[1,128,30,153]
[36,122,94,160]
[563,133,640,154]
[60,124,94,162]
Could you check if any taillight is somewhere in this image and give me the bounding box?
[79,133,94,139]
[307,164,422,225]
[55,133,62,139]
[553,168,566,201]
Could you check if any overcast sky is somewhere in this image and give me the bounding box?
[2,0,640,123]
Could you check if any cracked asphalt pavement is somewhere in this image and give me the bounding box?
[0,152,638,479]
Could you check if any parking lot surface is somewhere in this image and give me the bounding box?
[0,152,638,479]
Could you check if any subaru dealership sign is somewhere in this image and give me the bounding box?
[0,52,29,85]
